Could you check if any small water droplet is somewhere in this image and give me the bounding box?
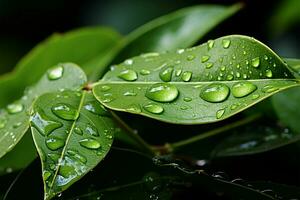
[99,85,111,92]
[102,93,115,103]
[43,170,51,181]
[48,65,63,80]
[0,118,6,129]
[183,97,192,102]
[201,55,210,63]
[236,72,241,78]
[220,66,226,71]
[79,138,101,149]
[187,54,195,61]
[159,66,173,82]
[262,85,278,93]
[52,103,78,120]
[125,104,141,113]
[118,69,138,81]
[85,124,99,137]
[146,83,179,103]
[84,101,107,116]
[207,40,214,49]
[226,74,234,81]
[123,90,137,96]
[176,49,185,54]
[251,94,260,99]
[143,104,164,114]
[7,103,24,114]
[242,74,248,79]
[251,57,260,68]
[182,71,192,82]
[200,83,230,103]
[230,104,238,110]
[175,69,182,77]
[232,82,257,98]
[205,62,213,69]
[140,69,150,75]
[264,55,268,60]
[74,126,83,135]
[265,69,273,78]
[124,59,133,65]
[222,39,231,48]
[46,137,65,151]
[216,109,225,119]
[67,150,87,164]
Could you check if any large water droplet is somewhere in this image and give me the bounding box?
[251,57,260,68]
[216,109,225,119]
[231,82,257,98]
[31,109,62,136]
[265,69,273,78]
[52,103,78,120]
[118,69,138,81]
[48,66,64,80]
[146,83,179,103]
[67,150,87,164]
[79,138,101,149]
[7,103,24,114]
[200,83,230,103]
[159,66,173,82]
[222,39,231,48]
[46,137,65,151]
[84,101,107,116]
[201,55,210,63]
[143,104,164,114]
[182,71,192,82]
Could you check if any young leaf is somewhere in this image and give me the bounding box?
[30,91,115,200]
[0,63,87,159]
[0,27,121,106]
[212,122,299,157]
[93,35,299,124]
[116,3,242,61]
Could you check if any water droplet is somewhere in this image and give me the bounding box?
[124,59,133,65]
[59,163,76,178]
[143,103,164,114]
[242,74,248,79]
[159,66,173,82]
[205,62,213,69]
[251,57,260,68]
[7,103,24,114]
[182,71,192,82]
[183,97,192,102]
[67,150,87,164]
[52,103,78,121]
[262,85,278,93]
[123,90,137,96]
[236,72,241,78]
[74,126,83,135]
[31,110,62,136]
[143,172,162,192]
[79,138,101,149]
[48,65,63,80]
[200,83,230,103]
[141,52,159,58]
[0,118,6,129]
[230,104,238,110]
[146,83,179,103]
[118,69,138,81]
[176,49,185,54]
[216,109,225,119]
[84,124,99,137]
[226,74,234,81]
[232,82,257,98]
[99,85,111,92]
[201,55,210,63]
[251,94,260,99]
[125,104,141,113]
[220,66,226,71]
[46,137,65,151]
[207,40,214,49]
[43,170,51,180]
[264,55,268,60]
[140,69,150,75]
[222,39,231,48]
[102,93,115,103]
[175,69,182,77]
[84,101,107,116]
[265,69,273,78]
[187,55,195,61]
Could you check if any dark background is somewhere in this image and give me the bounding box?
[0,0,300,75]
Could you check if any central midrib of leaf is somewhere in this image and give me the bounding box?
[48,90,87,193]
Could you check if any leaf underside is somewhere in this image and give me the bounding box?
[0,63,87,159]
[30,91,115,200]
[94,35,299,124]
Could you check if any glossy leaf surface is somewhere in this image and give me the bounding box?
[30,91,115,200]
[94,35,298,124]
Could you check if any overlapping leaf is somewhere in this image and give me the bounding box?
[94,35,299,124]
[0,63,87,159]
[30,91,115,200]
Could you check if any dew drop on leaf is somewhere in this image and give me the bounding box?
[205,62,213,69]
[67,150,87,164]
[43,170,52,181]
[207,40,214,49]
[31,110,62,136]
[262,85,278,93]
[45,137,65,151]
[251,94,260,99]
[200,83,230,103]
[251,57,260,68]
[125,104,141,113]
[140,69,150,75]
[145,83,179,103]
[201,55,210,63]
[85,124,99,137]
[159,66,173,82]
[84,101,107,116]
[79,138,101,149]
[74,126,83,135]
[216,109,225,119]
[143,103,164,114]
[222,39,231,48]
[265,69,273,78]
[231,81,257,98]
[226,74,234,81]
[102,93,115,103]
[183,97,192,102]
[99,85,111,92]
[52,103,79,121]
[6,103,24,114]
[48,65,64,80]
[186,54,195,61]
[175,69,182,77]
[182,71,192,82]
[118,69,138,81]
[0,118,7,129]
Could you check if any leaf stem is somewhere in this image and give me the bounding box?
[154,114,262,153]
[109,111,156,156]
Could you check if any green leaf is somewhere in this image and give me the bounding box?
[212,121,300,157]
[93,35,298,124]
[30,91,115,200]
[116,3,242,61]
[284,58,300,77]
[0,27,121,106]
[0,63,87,159]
